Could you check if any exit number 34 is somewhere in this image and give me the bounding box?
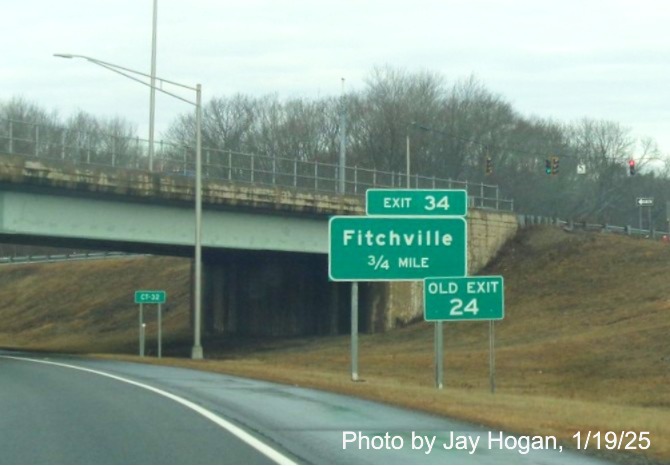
[424,195,451,211]
[385,195,451,211]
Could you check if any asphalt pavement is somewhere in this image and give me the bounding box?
[0,350,608,465]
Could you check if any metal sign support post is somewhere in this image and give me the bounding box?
[489,320,496,394]
[351,282,359,381]
[137,303,162,358]
[139,303,144,357]
[332,190,469,388]
[157,303,162,358]
[141,323,146,357]
[638,205,653,234]
[636,199,655,235]
[435,322,444,389]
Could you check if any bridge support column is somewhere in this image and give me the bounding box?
[206,262,226,333]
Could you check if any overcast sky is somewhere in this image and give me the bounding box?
[2,0,669,155]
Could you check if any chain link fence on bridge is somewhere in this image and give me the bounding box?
[0,118,514,212]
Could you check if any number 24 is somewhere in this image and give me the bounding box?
[450,298,479,316]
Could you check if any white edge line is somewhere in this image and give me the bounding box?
[1,355,297,465]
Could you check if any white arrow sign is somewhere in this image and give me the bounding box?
[637,198,654,206]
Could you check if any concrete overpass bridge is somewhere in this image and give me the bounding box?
[0,121,518,337]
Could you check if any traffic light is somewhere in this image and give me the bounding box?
[545,159,552,175]
[552,157,559,175]
[485,156,493,175]
[629,159,636,176]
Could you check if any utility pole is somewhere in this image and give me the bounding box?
[338,78,346,194]
[406,133,410,188]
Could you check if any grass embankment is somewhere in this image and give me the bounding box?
[1,227,668,463]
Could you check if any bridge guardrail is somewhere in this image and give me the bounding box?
[0,118,514,212]
[519,214,670,241]
[0,251,147,266]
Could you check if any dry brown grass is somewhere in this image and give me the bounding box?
[1,227,668,463]
[0,256,192,352]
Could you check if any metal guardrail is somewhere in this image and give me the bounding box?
[519,215,670,241]
[0,251,146,266]
[0,118,514,212]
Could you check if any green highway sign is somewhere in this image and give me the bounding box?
[366,189,468,217]
[134,290,166,304]
[424,276,504,321]
[329,216,467,281]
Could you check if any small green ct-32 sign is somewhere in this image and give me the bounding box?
[134,290,166,304]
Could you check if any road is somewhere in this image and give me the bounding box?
[0,350,606,465]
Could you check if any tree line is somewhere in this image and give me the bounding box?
[2,66,668,231]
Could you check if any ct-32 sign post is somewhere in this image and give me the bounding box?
[135,290,166,359]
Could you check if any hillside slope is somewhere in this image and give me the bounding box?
[0,255,192,352]
[485,226,669,406]
[0,226,668,463]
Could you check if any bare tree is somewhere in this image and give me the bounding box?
[0,97,60,156]
[354,66,446,172]
[63,111,138,166]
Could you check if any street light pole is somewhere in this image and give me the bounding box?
[54,53,204,359]
[192,83,204,359]
[148,0,158,172]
